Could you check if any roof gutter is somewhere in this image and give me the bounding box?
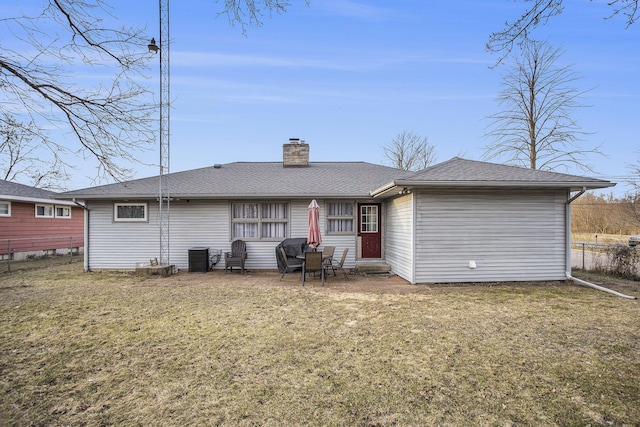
[370,180,614,199]
[0,194,77,206]
[391,180,614,191]
[564,187,636,299]
[370,181,400,198]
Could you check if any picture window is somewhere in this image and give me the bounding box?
[114,203,148,222]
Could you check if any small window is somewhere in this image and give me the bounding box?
[360,205,378,233]
[35,204,54,218]
[114,203,147,222]
[326,202,354,234]
[55,206,72,218]
[0,201,10,217]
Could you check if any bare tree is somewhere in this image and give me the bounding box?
[1,0,157,183]
[0,114,71,190]
[572,192,640,235]
[629,152,640,193]
[217,0,309,33]
[483,40,601,172]
[1,1,309,186]
[383,130,437,171]
[487,0,639,64]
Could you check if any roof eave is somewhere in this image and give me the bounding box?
[371,180,615,198]
[58,192,372,201]
[0,194,77,206]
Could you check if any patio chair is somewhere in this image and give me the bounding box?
[302,251,325,286]
[322,246,335,268]
[225,240,247,273]
[328,248,349,279]
[279,247,304,280]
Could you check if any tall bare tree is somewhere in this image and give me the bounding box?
[484,40,601,172]
[0,114,71,190]
[383,130,437,171]
[487,0,639,64]
[0,0,158,183]
[1,1,308,186]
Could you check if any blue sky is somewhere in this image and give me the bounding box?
[6,1,640,193]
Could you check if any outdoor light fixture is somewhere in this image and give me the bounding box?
[148,38,159,53]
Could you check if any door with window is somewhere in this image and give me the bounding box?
[358,203,381,258]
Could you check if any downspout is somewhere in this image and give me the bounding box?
[73,199,90,273]
[565,188,636,299]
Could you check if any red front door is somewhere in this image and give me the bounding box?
[358,203,381,258]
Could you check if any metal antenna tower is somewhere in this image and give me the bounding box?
[158,0,170,266]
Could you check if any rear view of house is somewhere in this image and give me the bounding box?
[57,139,613,284]
[0,180,84,261]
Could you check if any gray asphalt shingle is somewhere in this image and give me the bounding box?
[0,179,57,200]
[57,157,613,200]
[58,162,412,199]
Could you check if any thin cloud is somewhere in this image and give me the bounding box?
[319,0,396,21]
[174,50,491,72]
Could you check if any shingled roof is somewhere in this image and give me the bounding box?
[0,179,59,202]
[58,162,413,200]
[57,157,614,201]
[370,158,614,197]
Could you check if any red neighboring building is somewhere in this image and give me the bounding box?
[0,180,84,260]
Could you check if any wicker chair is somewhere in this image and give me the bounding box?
[225,240,247,273]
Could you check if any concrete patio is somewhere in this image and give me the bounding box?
[149,268,423,295]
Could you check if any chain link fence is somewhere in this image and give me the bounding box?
[1,236,84,273]
[572,241,639,280]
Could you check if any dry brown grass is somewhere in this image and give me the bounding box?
[573,233,631,245]
[1,265,639,426]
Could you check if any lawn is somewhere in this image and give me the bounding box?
[1,264,639,426]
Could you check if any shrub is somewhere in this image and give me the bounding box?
[600,245,639,280]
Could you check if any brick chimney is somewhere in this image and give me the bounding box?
[282,138,309,167]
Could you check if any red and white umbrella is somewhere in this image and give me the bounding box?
[307,199,322,249]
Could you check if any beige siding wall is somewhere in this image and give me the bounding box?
[384,194,414,282]
[414,189,567,283]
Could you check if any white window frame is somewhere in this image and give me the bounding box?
[0,201,10,217]
[326,201,355,235]
[55,206,72,219]
[35,204,54,218]
[231,202,289,240]
[114,202,148,222]
[360,205,379,233]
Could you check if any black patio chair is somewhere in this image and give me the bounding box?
[225,240,247,273]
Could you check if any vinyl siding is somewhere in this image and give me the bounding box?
[87,200,159,269]
[86,198,358,270]
[414,189,567,283]
[88,199,232,270]
[384,194,414,282]
[167,200,228,269]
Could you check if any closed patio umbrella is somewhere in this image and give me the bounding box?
[307,199,322,249]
